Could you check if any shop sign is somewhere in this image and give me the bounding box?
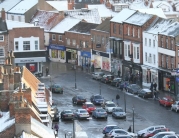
[66,48,76,53]
[92,50,109,58]
[96,44,101,48]
[49,44,66,51]
[176,77,179,82]
[171,69,179,76]
[81,51,91,58]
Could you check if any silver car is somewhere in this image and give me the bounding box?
[92,72,105,80]
[171,101,179,113]
[112,107,126,119]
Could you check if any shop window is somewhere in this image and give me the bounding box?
[128,45,130,57]
[119,43,122,55]
[59,35,62,41]
[52,34,56,40]
[23,41,30,50]
[133,47,136,59]
[72,39,76,46]
[149,39,151,47]
[35,41,38,50]
[145,38,147,46]
[0,48,4,57]
[142,69,147,83]
[113,24,116,34]
[153,40,155,47]
[0,35,4,41]
[15,41,19,51]
[146,70,151,83]
[133,28,135,37]
[61,51,65,59]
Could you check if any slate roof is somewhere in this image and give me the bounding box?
[68,22,98,34]
[93,18,110,33]
[124,11,153,26]
[64,8,101,24]
[0,18,7,33]
[30,10,60,31]
[0,0,21,12]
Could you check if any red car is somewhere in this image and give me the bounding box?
[82,102,96,114]
[159,96,174,107]
[143,128,170,138]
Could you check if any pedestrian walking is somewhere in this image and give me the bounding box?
[153,82,157,91]
[54,123,59,135]
[118,69,121,77]
[124,82,128,92]
[150,82,154,92]
[46,67,49,76]
[116,94,120,106]
[127,125,132,132]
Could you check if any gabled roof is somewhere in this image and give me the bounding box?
[0,18,7,33]
[130,0,151,10]
[49,17,81,34]
[64,8,101,24]
[93,18,110,33]
[30,10,60,31]
[46,1,68,11]
[7,0,38,14]
[110,8,136,23]
[152,1,173,11]
[88,4,117,18]
[75,0,100,4]
[123,11,153,26]
[0,0,21,12]
[68,22,98,34]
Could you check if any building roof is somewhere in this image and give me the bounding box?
[46,1,68,11]
[0,18,7,33]
[110,8,136,23]
[152,1,173,11]
[6,20,35,30]
[75,0,100,4]
[68,22,98,34]
[137,8,166,19]
[7,0,38,14]
[64,8,101,24]
[130,0,151,10]
[50,17,81,34]
[21,131,39,138]
[30,10,60,31]
[93,18,110,33]
[0,0,21,12]
[159,22,179,37]
[124,11,153,26]
[88,4,117,18]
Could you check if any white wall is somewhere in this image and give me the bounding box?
[44,32,50,46]
[143,32,158,68]
[7,14,25,22]
[14,36,39,51]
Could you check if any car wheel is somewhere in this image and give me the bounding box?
[143,95,145,99]
[176,109,178,113]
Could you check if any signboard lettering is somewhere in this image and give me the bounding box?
[20,59,35,63]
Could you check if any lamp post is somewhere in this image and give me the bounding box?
[73,119,76,138]
[132,106,135,133]
[99,81,101,95]
[124,90,126,113]
[74,64,77,90]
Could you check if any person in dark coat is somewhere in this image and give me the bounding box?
[150,82,154,92]
[116,94,120,106]
[128,125,132,132]
[54,123,59,132]
[118,70,121,77]
[46,67,49,76]
[153,82,157,91]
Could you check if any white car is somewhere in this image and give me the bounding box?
[103,101,117,113]
[113,135,132,138]
[107,129,137,138]
[92,72,105,80]
[162,134,179,138]
[151,131,176,138]
[171,101,179,112]
[112,107,126,119]
[73,109,90,119]
[137,125,166,137]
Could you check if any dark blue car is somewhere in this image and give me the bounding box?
[118,81,129,90]
[90,94,104,105]
[102,125,120,136]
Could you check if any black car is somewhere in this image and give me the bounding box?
[53,111,60,122]
[90,94,104,105]
[138,89,153,99]
[72,95,86,105]
[60,110,74,120]
[101,75,114,83]
[111,78,122,87]
[126,84,141,94]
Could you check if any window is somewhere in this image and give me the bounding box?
[133,47,136,59]
[119,25,122,34]
[72,39,76,46]
[35,41,38,50]
[113,24,116,34]
[125,44,127,56]
[138,29,140,38]
[166,56,168,68]
[67,39,70,45]
[149,39,151,47]
[178,50,179,56]
[133,28,135,37]
[145,38,147,46]
[0,48,4,57]
[18,16,21,22]
[85,41,89,48]
[171,39,174,50]
[52,34,56,40]
[59,35,62,41]
[153,40,155,47]
[128,45,130,56]
[166,38,168,48]
[145,52,147,62]
[171,57,174,69]
[161,37,163,47]
[102,37,105,45]
[161,55,164,67]
[0,35,4,41]
[15,41,18,50]
[23,41,30,50]
[128,26,130,36]
[153,54,155,64]
[137,47,139,59]
[11,15,14,20]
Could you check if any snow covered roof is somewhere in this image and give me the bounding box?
[137,8,166,19]
[8,0,38,14]
[0,112,15,132]
[31,117,55,138]
[88,4,117,18]
[159,21,179,37]
[46,1,68,11]
[49,17,81,34]
[30,10,60,31]
[130,0,151,10]
[110,8,136,23]
[124,11,153,26]
[152,1,173,11]
[20,131,39,138]
[0,0,21,12]
[146,18,175,34]
[6,20,35,30]
[64,8,101,24]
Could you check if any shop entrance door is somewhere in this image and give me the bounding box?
[66,51,71,63]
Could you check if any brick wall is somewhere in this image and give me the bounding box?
[15,108,31,124]
[0,91,11,111]
[23,88,32,106]
[110,22,123,39]
[0,124,15,138]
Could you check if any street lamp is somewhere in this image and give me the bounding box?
[74,64,77,90]
[124,90,126,113]
[73,119,76,138]
[99,81,101,95]
[132,106,135,133]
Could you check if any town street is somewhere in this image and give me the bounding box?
[40,62,179,138]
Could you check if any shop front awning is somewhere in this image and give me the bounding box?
[141,65,158,72]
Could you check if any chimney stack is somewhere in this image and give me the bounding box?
[1,8,5,21]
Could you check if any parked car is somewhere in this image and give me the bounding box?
[92,108,108,119]
[107,129,137,138]
[92,72,105,80]
[102,125,120,136]
[111,78,122,87]
[112,107,126,119]
[90,94,104,105]
[171,101,179,112]
[60,110,74,120]
[162,134,179,138]
[118,81,129,90]
[142,128,170,138]
[72,95,86,105]
[49,84,63,94]
[151,131,176,138]
[127,84,141,94]
[73,109,90,120]
[101,74,114,84]
[138,89,153,99]
[113,135,132,138]
[102,101,117,113]
[159,96,174,107]
[82,102,96,114]
[137,125,166,137]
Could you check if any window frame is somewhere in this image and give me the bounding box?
[0,35,4,42]
[35,40,38,50]
[15,41,19,51]
[59,35,62,41]
[52,34,56,40]
[0,48,4,57]
[23,41,30,51]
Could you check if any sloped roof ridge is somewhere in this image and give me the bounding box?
[37,9,59,13]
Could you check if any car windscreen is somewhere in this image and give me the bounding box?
[107,104,115,107]
[97,109,105,112]
[115,109,123,112]
[78,96,84,99]
[95,96,102,99]
[64,111,72,113]
[87,104,94,107]
[54,85,60,88]
[80,110,87,113]
[133,85,140,89]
